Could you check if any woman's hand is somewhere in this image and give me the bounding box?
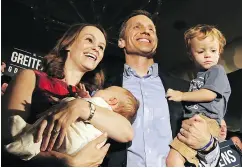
[41,133,110,167]
[35,99,90,151]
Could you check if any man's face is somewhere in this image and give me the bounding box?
[231,136,242,150]
[234,45,242,68]
[119,15,158,57]
[219,119,227,141]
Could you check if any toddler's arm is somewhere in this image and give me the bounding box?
[166,88,216,102]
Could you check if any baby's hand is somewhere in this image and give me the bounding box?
[77,83,91,98]
[166,88,183,102]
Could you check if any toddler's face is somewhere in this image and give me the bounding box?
[190,35,220,69]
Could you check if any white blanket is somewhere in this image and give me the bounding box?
[5,97,111,161]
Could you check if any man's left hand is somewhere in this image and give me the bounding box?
[178,114,211,150]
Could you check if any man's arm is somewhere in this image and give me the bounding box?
[178,115,220,167]
[197,139,220,167]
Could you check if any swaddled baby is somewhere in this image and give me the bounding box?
[5,86,139,160]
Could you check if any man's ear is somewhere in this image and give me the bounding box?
[118,38,125,49]
[107,97,118,105]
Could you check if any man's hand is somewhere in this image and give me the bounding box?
[166,88,183,102]
[177,115,211,150]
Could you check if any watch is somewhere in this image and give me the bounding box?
[86,100,96,121]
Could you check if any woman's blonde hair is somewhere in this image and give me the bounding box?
[184,24,226,54]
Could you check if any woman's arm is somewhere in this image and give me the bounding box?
[89,102,134,142]
[38,98,133,151]
[1,69,65,165]
[2,69,36,141]
[67,99,133,142]
[2,69,111,166]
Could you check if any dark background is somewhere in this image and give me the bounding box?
[2,0,242,132]
[2,0,242,72]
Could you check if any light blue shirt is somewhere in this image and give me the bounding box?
[123,63,173,167]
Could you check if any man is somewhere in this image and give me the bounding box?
[1,62,9,96]
[230,133,242,151]
[103,10,220,167]
[219,119,227,142]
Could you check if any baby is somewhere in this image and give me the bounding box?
[5,86,139,160]
[166,24,231,166]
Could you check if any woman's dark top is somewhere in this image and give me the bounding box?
[2,70,79,166]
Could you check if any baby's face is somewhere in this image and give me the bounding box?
[92,90,110,99]
[93,88,119,102]
[190,35,220,69]
[93,87,125,108]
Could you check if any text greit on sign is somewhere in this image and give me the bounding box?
[3,47,44,77]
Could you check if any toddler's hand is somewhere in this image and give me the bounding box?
[166,88,183,102]
[77,83,91,98]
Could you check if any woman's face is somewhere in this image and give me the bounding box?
[67,26,106,72]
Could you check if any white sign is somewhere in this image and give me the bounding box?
[3,47,44,76]
[218,140,241,167]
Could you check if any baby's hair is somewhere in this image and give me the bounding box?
[107,86,139,122]
[121,88,139,122]
[184,24,226,54]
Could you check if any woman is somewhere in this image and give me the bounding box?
[2,23,133,166]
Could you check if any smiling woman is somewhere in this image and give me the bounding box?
[42,23,107,80]
[2,23,133,166]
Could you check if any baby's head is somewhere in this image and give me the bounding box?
[93,86,139,122]
[184,24,226,69]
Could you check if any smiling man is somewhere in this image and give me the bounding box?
[103,10,221,167]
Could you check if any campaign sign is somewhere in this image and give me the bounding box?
[218,139,241,167]
[2,47,44,77]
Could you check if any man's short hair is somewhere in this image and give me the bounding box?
[119,10,153,39]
